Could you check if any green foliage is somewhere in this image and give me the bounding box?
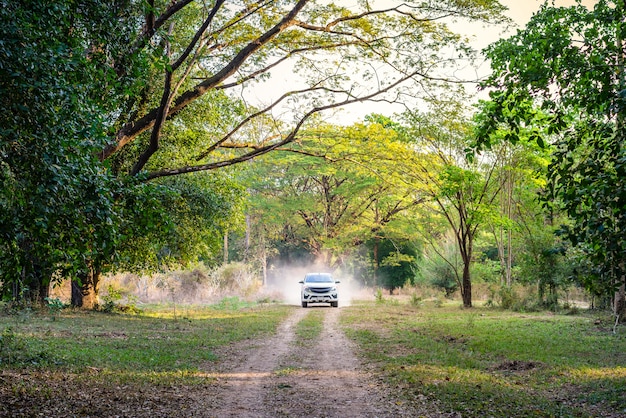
[118,173,246,273]
[44,298,65,320]
[477,0,626,309]
[100,285,123,313]
[100,284,141,314]
[418,242,461,297]
[245,118,425,271]
[375,288,385,304]
[496,286,516,310]
[470,259,501,283]
[0,0,148,301]
[409,293,423,307]
[375,238,420,294]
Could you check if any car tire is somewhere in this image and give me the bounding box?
[331,301,338,308]
[302,302,308,308]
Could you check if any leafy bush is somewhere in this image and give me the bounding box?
[498,286,516,310]
[421,257,458,297]
[44,297,65,320]
[410,293,423,307]
[488,285,544,312]
[470,259,502,283]
[100,285,141,314]
[375,288,385,304]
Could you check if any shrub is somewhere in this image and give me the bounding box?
[44,297,65,320]
[498,286,517,310]
[100,285,141,314]
[410,293,423,307]
[213,263,261,296]
[426,260,458,297]
[375,288,385,304]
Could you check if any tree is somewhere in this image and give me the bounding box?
[0,0,138,305]
[400,97,504,307]
[102,0,508,179]
[477,0,626,321]
[373,235,420,295]
[1,0,508,307]
[245,118,425,274]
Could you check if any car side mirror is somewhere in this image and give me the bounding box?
[335,280,340,284]
[298,280,304,284]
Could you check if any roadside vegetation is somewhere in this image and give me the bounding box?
[342,300,626,418]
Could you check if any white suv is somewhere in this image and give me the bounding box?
[299,273,340,308]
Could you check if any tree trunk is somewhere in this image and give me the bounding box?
[71,264,101,309]
[373,235,379,287]
[461,257,472,308]
[223,230,229,264]
[615,276,625,323]
[244,213,251,262]
[18,259,49,305]
[459,229,473,308]
[262,248,267,286]
[615,1,626,324]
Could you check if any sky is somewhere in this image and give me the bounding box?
[506,0,597,24]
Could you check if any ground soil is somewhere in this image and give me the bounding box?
[200,306,452,418]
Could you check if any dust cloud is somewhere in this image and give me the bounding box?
[264,264,365,307]
[50,263,370,307]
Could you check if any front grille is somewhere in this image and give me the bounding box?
[310,287,332,293]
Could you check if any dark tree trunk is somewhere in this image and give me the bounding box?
[16,258,49,305]
[461,258,472,308]
[71,264,101,309]
[458,227,473,308]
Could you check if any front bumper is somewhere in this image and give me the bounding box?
[302,291,338,303]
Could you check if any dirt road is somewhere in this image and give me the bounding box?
[204,306,450,418]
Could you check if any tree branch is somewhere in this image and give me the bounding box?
[101,0,310,161]
[145,69,422,180]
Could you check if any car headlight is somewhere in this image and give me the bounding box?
[303,286,311,292]
[330,287,337,292]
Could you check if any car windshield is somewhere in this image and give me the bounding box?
[304,274,333,283]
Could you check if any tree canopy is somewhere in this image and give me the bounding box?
[477,0,626,318]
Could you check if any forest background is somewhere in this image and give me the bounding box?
[2,0,624,323]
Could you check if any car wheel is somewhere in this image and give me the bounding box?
[331,301,338,308]
[302,302,308,308]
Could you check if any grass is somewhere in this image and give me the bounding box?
[0,302,293,382]
[340,301,626,418]
[294,308,324,345]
